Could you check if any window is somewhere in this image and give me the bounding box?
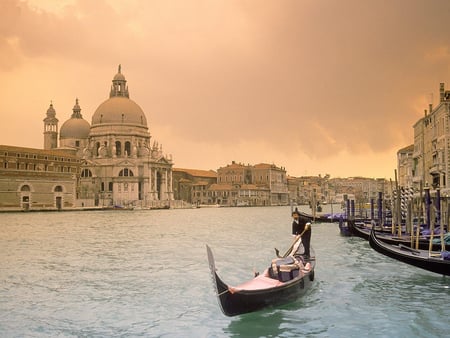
[125,141,131,156]
[119,168,134,176]
[81,169,93,177]
[115,141,121,156]
[54,186,63,192]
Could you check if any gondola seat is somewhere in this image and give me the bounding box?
[270,256,303,282]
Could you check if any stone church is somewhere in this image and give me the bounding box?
[44,65,174,208]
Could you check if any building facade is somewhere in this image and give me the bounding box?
[77,66,174,208]
[411,83,450,194]
[0,145,79,210]
[1,65,174,211]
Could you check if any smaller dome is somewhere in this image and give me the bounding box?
[46,103,56,118]
[114,72,126,81]
[60,118,90,139]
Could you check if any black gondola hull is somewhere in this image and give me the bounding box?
[349,221,444,251]
[207,245,315,316]
[369,229,450,276]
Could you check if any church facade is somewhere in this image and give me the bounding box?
[75,66,174,208]
[0,66,173,210]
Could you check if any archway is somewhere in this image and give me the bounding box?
[54,185,63,210]
[20,185,31,210]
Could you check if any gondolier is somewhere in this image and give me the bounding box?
[292,209,312,259]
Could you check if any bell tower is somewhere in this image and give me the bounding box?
[43,102,59,149]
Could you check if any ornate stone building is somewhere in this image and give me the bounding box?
[1,65,173,211]
[411,82,450,192]
[77,66,174,208]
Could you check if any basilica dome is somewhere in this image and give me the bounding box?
[91,96,147,127]
[60,98,90,139]
[60,118,90,138]
[91,65,148,127]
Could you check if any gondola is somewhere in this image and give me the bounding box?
[369,228,450,276]
[349,220,444,251]
[338,219,352,237]
[206,237,316,316]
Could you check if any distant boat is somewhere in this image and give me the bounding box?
[102,205,134,211]
[338,218,352,237]
[369,228,450,276]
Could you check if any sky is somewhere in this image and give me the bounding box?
[1,0,450,179]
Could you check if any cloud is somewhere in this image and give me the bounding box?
[2,0,450,179]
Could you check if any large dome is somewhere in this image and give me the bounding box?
[60,118,90,139]
[91,97,148,127]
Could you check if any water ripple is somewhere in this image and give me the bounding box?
[1,207,449,337]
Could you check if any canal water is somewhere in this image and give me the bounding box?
[0,206,448,337]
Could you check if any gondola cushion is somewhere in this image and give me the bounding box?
[270,257,301,282]
[278,265,300,282]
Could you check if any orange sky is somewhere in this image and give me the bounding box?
[2,0,450,179]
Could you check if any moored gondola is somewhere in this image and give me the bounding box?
[349,220,444,251]
[369,228,450,276]
[206,237,316,316]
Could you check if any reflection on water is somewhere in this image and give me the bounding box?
[0,206,449,337]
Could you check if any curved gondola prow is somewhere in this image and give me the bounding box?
[206,245,232,315]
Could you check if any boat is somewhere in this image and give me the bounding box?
[338,218,352,237]
[348,220,444,251]
[369,228,450,276]
[102,205,134,211]
[206,237,316,316]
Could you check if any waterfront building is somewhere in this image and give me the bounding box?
[172,168,217,204]
[0,145,79,210]
[77,66,174,208]
[0,65,174,211]
[412,83,450,194]
[213,161,288,206]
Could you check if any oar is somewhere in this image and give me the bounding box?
[274,223,311,258]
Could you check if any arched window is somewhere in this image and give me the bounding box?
[21,185,30,192]
[115,141,121,156]
[119,168,134,177]
[81,169,93,177]
[125,141,131,156]
[54,186,63,192]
